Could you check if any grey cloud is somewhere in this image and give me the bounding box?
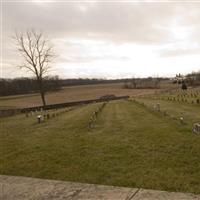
[160,47,200,57]
[3,1,200,78]
[59,55,130,63]
[3,2,178,44]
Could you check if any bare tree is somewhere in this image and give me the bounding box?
[14,30,55,107]
[131,76,137,89]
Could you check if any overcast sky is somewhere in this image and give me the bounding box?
[2,0,200,79]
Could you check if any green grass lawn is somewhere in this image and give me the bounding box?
[1,100,200,194]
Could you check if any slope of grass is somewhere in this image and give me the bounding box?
[0,100,200,194]
[134,98,200,127]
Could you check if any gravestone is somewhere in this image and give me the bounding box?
[193,123,200,134]
[180,117,184,124]
[37,115,43,123]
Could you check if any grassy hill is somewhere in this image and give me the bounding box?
[1,99,200,194]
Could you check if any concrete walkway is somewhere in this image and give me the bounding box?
[0,175,199,200]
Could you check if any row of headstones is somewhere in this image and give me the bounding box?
[37,112,59,123]
[152,102,200,134]
[25,108,44,117]
[88,102,107,129]
[130,99,186,125]
[153,103,186,125]
[130,98,200,134]
[166,97,200,104]
[177,93,199,98]
[25,107,72,123]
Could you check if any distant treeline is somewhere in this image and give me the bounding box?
[61,78,129,86]
[173,71,200,86]
[3,73,200,97]
[0,77,130,96]
[185,72,200,86]
[0,76,173,96]
[0,76,61,96]
[123,77,168,89]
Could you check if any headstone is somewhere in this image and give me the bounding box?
[193,123,200,134]
[37,115,42,123]
[180,117,184,124]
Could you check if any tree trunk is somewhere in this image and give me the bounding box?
[40,90,46,107]
[38,78,46,107]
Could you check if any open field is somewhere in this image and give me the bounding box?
[1,99,200,194]
[0,83,166,109]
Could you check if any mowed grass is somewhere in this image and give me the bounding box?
[1,100,200,194]
[135,98,200,127]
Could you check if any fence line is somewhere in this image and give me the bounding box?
[0,95,129,117]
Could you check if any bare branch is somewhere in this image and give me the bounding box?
[14,30,55,79]
[14,30,55,106]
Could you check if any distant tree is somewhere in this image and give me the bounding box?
[154,77,161,88]
[131,77,137,89]
[14,30,55,107]
[0,77,61,96]
[123,82,130,89]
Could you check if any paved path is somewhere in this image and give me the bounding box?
[0,175,200,200]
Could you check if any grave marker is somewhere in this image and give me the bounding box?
[37,115,43,123]
[193,123,200,134]
[180,117,184,124]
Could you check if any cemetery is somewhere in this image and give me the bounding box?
[1,92,200,195]
[3,2,200,198]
